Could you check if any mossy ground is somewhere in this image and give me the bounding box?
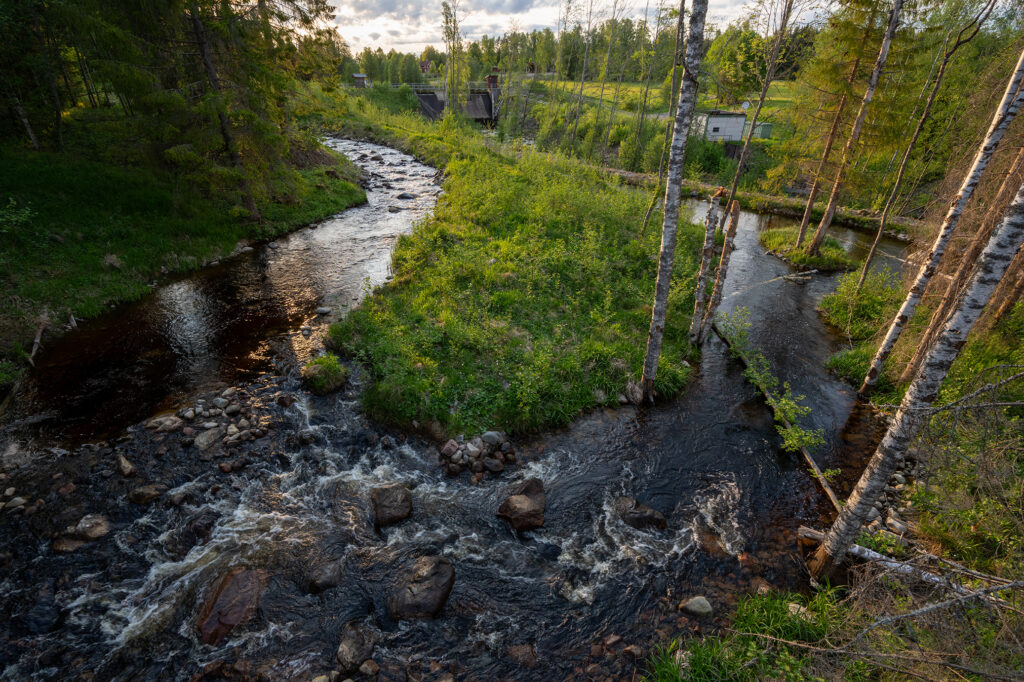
[301,353,350,395]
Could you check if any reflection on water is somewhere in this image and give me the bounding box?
[5,140,439,442]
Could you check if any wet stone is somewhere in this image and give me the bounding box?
[128,484,166,505]
[196,567,268,645]
[508,644,537,668]
[195,427,225,451]
[73,513,110,540]
[116,454,137,477]
[620,497,667,531]
[497,478,545,531]
[482,457,504,473]
[371,484,412,527]
[388,556,455,620]
[336,622,374,673]
[309,559,346,593]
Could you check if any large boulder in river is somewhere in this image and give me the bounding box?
[497,478,546,531]
[196,567,268,645]
[336,622,375,673]
[388,556,455,620]
[371,484,412,527]
[618,497,667,531]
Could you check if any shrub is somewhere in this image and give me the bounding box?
[759,227,859,272]
[301,353,349,395]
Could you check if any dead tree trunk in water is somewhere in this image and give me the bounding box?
[189,4,261,222]
[639,0,710,402]
[856,1,996,292]
[701,200,741,341]
[860,47,1024,396]
[794,21,872,248]
[810,176,1024,578]
[689,193,722,343]
[806,0,903,256]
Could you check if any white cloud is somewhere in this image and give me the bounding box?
[331,0,749,54]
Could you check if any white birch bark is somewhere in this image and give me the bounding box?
[701,200,741,342]
[856,3,996,292]
[810,176,1024,578]
[639,0,710,401]
[859,46,1024,395]
[806,0,903,256]
[689,196,721,343]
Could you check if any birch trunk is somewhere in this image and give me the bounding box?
[189,5,261,222]
[641,0,686,234]
[689,195,722,343]
[639,0,710,402]
[631,3,663,171]
[603,59,628,164]
[856,5,994,292]
[700,200,741,342]
[569,3,594,150]
[721,0,793,231]
[806,0,903,256]
[592,2,618,142]
[6,91,39,150]
[794,22,871,248]
[899,143,1024,386]
[859,46,1024,396]
[809,176,1024,578]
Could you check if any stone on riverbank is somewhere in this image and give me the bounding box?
[196,567,268,645]
[497,478,545,531]
[371,484,412,527]
[128,484,167,505]
[194,426,225,451]
[680,596,713,617]
[388,556,455,620]
[336,622,375,673]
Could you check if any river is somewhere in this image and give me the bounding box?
[0,139,909,681]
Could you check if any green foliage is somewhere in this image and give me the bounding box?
[820,269,901,341]
[301,353,350,395]
[0,358,23,392]
[718,309,825,452]
[759,227,858,272]
[0,198,34,234]
[324,101,701,434]
[362,83,421,114]
[857,529,907,558]
[0,138,364,363]
[684,138,737,185]
[646,589,842,681]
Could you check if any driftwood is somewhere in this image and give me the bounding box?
[712,322,842,512]
[798,526,1013,605]
[27,310,50,367]
[700,200,740,343]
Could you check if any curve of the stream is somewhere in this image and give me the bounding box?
[0,139,908,681]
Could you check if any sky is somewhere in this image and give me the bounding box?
[331,0,750,56]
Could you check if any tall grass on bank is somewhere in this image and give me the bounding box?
[759,226,859,272]
[0,120,365,391]
[313,95,704,434]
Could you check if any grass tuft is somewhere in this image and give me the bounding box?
[301,353,350,395]
[759,226,859,271]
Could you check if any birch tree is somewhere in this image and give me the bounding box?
[805,0,903,256]
[568,0,599,149]
[855,0,997,292]
[859,46,1024,396]
[809,175,1024,578]
[689,193,722,342]
[639,0,711,402]
[718,0,802,231]
[794,19,875,248]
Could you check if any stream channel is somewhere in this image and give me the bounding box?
[0,138,909,681]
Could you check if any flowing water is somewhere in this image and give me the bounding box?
[0,141,908,681]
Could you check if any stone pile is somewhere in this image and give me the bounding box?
[437,430,516,481]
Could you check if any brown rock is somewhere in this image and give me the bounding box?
[128,484,167,505]
[73,513,110,540]
[371,484,412,527]
[603,634,622,648]
[496,478,545,531]
[388,556,455,620]
[116,455,137,477]
[358,660,379,677]
[52,537,87,553]
[336,622,374,673]
[508,644,537,668]
[619,497,666,531]
[196,567,268,645]
[441,440,459,457]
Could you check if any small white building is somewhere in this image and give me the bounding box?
[694,110,747,142]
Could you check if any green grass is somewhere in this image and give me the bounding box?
[820,269,903,342]
[0,133,365,384]
[759,226,859,271]
[301,353,350,395]
[645,590,841,681]
[318,97,702,435]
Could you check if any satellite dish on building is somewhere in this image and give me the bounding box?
[741,101,751,110]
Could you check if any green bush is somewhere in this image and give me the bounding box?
[759,227,859,272]
[819,269,901,342]
[301,353,350,395]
